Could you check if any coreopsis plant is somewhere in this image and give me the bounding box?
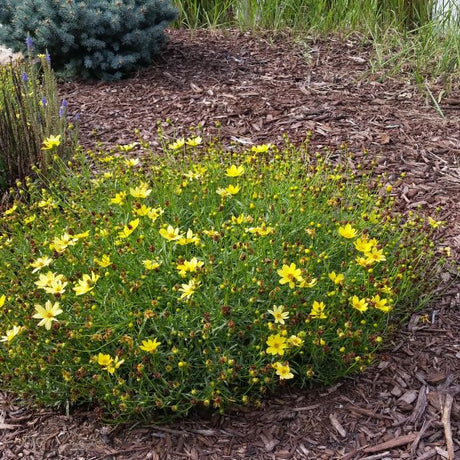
[0,136,445,422]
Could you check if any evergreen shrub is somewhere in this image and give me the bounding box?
[0,0,177,80]
[0,135,446,422]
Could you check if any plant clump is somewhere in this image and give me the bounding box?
[0,50,78,191]
[0,135,445,422]
[0,0,177,80]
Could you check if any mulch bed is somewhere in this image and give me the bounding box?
[1,29,459,459]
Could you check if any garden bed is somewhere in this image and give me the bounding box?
[1,29,459,459]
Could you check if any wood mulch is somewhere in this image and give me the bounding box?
[1,29,459,459]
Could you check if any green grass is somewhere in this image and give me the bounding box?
[173,0,459,93]
[0,133,446,422]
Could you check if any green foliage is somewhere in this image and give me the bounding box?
[0,55,78,192]
[0,0,177,80]
[175,0,234,28]
[0,135,444,422]
[175,0,457,32]
[369,17,460,90]
[173,0,459,89]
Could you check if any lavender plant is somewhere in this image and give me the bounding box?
[0,40,78,191]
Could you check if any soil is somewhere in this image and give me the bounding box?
[1,29,459,460]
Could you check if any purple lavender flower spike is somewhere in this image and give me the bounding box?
[22,72,29,82]
[26,36,33,49]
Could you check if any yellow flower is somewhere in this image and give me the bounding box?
[217,184,240,197]
[130,182,152,199]
[232,214,252,225]
[356,256,370,267]
[266,333,288,356]
[143,259,162,270]
[41,134,61,150]
[251,144,273,153]
[184,170,201,180]
[0,325,24,343]
[95,353,124,374]
[38,197,57,208]
[328,271,344,285]
[159,224,182,241]
[272,362,294,380]
[74,230,90,239]
[96,353,113,367]
[226,184,240,194]
[246,225,274,236]
[34,272,67,295]
[107,356,124,374]
[277,263,303,289]
[124,158,140,167]
[354,236,374,253]
[147,207,164,222]
[30,256,53,273]
[33,300,63,330]
[94,255,111,268]
[193,164,207,176]
[226,165,245,177]
[184,165,207,180]
[428,217,443,229]
[168,138,185,150]
[99,155,115,163]
[380,285,393,295]
[371,294,392,313]
[350,295,368,313]
[110,191,127,205]
[202,229,220,238]
[24,215,36,224]
[177,228,200,246]
[73,272,99,296]
[44,279,68,295]
[288,335,303,347]
[338,224,358,239]
[185,136,202,146]
[35,271,65,289]
[49,232,78,253]
[0,294,5,307]
[134,205,152,216]
[310,300,327,319]
[118,142,138,152]
[139,338,161,353]
[179,279,200,300]
[118,218,140,239]
[299,277,317,288]
[176,257,204,277]
[267,305,289,325]
[364,248,386,264]
[4,204,17,215]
